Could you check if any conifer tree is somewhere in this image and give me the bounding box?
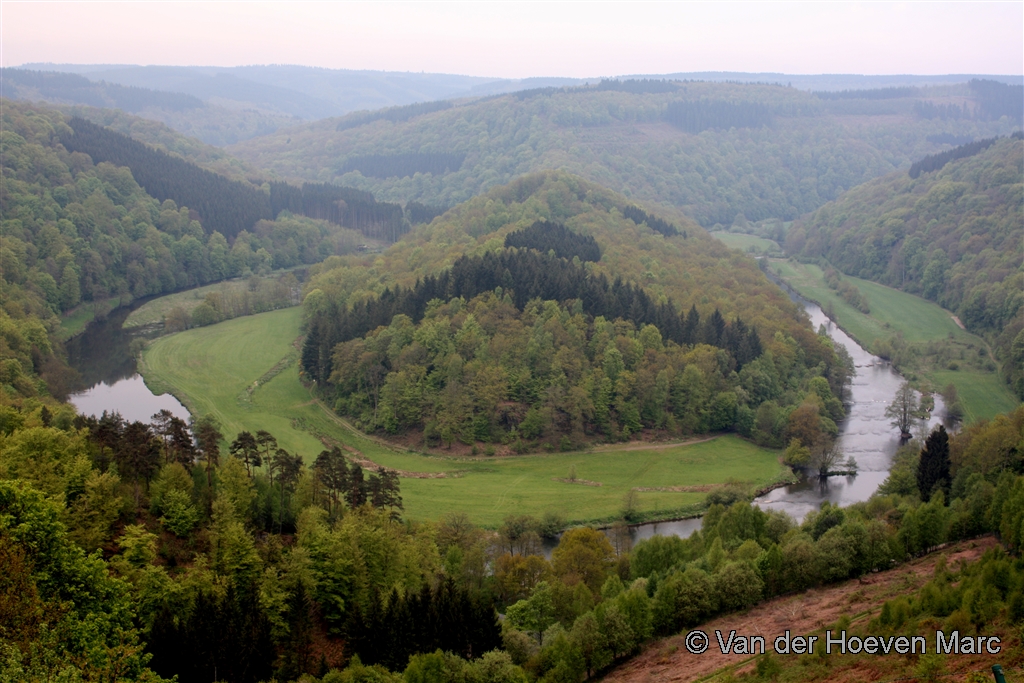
[917,425,951,501]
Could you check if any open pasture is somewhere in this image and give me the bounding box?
[142,308,791,527]
[710,232,782,255]
[772,259,1018,421]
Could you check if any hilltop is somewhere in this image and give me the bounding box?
[300,171,847,455]
[228,79,1020,228]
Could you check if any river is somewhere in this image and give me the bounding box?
[67,297,939,542]
[66,304,190,424]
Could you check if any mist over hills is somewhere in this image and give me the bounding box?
[226,78,1020,227]
[10,63,1022,147]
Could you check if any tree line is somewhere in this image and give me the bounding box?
[61,115,417,244]
[621,206,682,238]
[908,135,1000,178]
[301,248,763,386]
[503,220,601,262]
[340,152,467,179]
[813,86,918,100]
[269,181,408,242]
[61,116,274,239]
[2,68,205,113]
[594,79,680,94]
[335,99,455,132]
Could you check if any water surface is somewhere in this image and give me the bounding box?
[66,303,189,423]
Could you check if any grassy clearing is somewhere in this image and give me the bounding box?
[772,259,1018,421]
[710,232,782,255]
[142,308,791,528]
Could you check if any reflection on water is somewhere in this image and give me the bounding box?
[753,304,944,522]
[70,375,190,424]
[623,298,945,542]
[66,303,190,423]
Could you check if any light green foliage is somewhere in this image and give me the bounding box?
[0,480,167,681]
[0,426,93,498]
[160,488,200,537]
[144,307,790,526]
[67,469,124,551]
[216,456,256,524]
[149,462,193,515]
[325,655,403,683]
[506,581,557,641]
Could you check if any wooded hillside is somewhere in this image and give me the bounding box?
[228,80,1018,227]
[302,172,848,451]
[786,134,1024,397]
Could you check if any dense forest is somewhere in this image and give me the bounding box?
[785,135,1024,397]
[2,392,1022,681]
[228,79,1017,227]
[58,116,413,242]
[2,79,1024,683]
[301,173,847,452]
[0,100,378,404]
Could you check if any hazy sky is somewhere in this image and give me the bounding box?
[3,2,1022,78]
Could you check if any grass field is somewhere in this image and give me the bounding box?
[772,259,1018,422]
[710,232,782,255]
[142,308,791,528]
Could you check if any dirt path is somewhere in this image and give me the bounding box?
[592,437,720,453]
[601,537,1000,683]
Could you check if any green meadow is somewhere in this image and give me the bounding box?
[142,307,791,528]
[710,232,782,255]
[772,259,1018,422]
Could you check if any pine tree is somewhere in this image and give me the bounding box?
[917,425,951,501]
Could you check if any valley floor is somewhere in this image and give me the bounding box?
[141,307,792,528]
[768,259,1018,423]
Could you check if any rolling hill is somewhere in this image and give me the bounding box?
[228,79,1020,228]
[786,134,1024,398]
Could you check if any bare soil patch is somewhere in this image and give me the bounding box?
[601,537,1000,683]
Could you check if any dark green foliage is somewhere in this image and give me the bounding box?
[909,135,999,178]
[335,100,455,132]
[504,220,601,262]
[621,206,681,238]
[147,585,275,683]
[918,425,951,501]
[970,78,1024,123]
[344,580,501,670]
[61,117,274,239]
[269,182,407,242]
[406,201,449,225]
[340,152,466,179]
[664,99,773,133]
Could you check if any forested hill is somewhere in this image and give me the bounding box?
[303,171,848,451]
[785,134,1024,397]
[0,100,371,402]
[228,79,1019,228]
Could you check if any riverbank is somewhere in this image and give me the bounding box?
[769,258,1017,423]
[139,307,792,529]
